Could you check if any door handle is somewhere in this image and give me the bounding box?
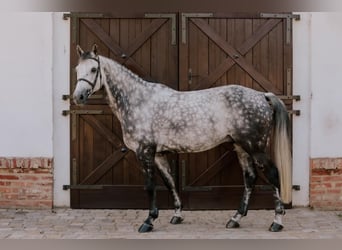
[188,68,200,84]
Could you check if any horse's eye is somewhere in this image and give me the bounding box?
[91,67,97,73]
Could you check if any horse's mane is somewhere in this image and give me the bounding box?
[100,55,175,94]
[100,55,146,85]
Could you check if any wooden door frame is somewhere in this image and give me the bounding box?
[66,12,297,209]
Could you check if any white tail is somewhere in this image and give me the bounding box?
[266,93,292,204]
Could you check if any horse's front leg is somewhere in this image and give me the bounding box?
[155,153,183,224]
[137,145,158,233]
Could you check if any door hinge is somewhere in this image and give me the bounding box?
[277,95,301,101]
[286,67,292,96]
[63,185,104,190]
[72,158,77,186]
[62,110,104,141]
[260,13,300,20]
[288,110,300,116]
[260,13,300,45]
[63,12,110,44]
[145,13,177,45]
[63,12,109,20]
[181,13,214,44]
[62,94,105,101]
[62,110,104,116]
[188,68,201,85]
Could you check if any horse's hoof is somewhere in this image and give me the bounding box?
[138,223,153,233]
[269,222,284,232]
[226,219,240,229]
[170,216,183,224]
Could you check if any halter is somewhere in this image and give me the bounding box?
[76,56,102,90]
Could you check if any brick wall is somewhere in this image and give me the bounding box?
[310,158,342,210]
[0,157,53,209]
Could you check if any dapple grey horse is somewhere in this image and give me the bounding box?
[73,44,292,233]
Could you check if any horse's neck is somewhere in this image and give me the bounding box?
[101,56,149,118]
[102,55,146,85]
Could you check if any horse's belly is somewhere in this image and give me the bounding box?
[153,101,233,153]
[158,136,229,153]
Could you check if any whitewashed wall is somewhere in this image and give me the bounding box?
[0,12,70,207]
[52,12,70,207]
[292,12,342,206]
[292,12,312,206]
[1,12,341,208]
[0,12,53,157]
[310,12,342,158]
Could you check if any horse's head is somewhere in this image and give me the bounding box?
[73,44,103,105]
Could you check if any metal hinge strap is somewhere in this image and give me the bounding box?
[260,13,300,45]
[63,185,104,190]
[181,13,214,44]
[63,12,108,20]
[63,12,110,44]
[62,110,104,116]
[145,13,177,45]
[260,13,300,20]
[288,110,301,116]
[72,158,77,185]
[277,95,301,101]
[62,94,104,101]
[286,67,292,96]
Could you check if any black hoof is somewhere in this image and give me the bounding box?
[226,219,240,229]
[138,223,153,233]
[269,222,284,232]
[170,216,183,224]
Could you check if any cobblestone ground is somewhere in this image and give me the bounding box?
[0,208,342,239]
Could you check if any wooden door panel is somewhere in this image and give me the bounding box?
[192,19,283,90]
[186,145,241,187]
[70,15,178,208]
[180,15,292,209]
[190,18,282,94]
[78,113,142,185]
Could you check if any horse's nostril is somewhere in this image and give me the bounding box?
[79,94,84,100]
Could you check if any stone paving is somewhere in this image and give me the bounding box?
[0,207,342,239]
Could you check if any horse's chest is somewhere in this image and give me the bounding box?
[120,110,154,151]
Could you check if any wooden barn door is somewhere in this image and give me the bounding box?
[67,14,178,208]
[178,13,295,209]
[66,13,296,209]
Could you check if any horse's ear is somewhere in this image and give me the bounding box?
[92,44,98,55]
[76,45,84,57]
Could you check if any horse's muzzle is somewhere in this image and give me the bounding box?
[73,90,90,105]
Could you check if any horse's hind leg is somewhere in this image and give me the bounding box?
[226,144,256,229]
[136,144,159,233]
[155,153,183,224]
[253,153,285,232]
